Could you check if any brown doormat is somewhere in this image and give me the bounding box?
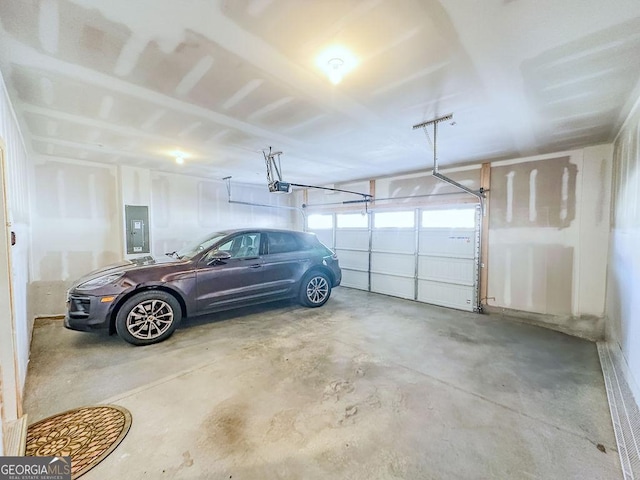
[25,405,132,479]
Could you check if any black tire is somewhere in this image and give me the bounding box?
[299,271,332,307]
[115,290,182,346]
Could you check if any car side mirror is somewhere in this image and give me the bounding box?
[207,251,232,264]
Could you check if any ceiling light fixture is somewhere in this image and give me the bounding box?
[316,46,358,85]
[171,149,187,165]
[327,58,345,85]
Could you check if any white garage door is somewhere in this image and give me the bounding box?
[370,211,415,299]
[306,206,480,312]
[418,208,479,311]
[334,213,369,289]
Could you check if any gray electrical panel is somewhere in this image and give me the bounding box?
[125,205,150,255]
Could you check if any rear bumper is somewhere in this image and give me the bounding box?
[64,294,112,331]
[332,265,342,287]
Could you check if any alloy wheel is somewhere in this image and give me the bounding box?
[306,276,329,304]
[126,299,174,340]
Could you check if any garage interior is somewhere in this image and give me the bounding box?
[0,0,639,478]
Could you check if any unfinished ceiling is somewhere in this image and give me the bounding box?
[0,0,639,185]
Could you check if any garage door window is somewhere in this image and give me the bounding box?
[422,209,476,228]
[374,211,414,228]
[308,214,333,229]
[336,213,368,228]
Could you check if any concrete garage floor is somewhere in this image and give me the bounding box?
[24,288,620,479]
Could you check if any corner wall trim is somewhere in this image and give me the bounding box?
[5,414,27,456]
[597,341,640,480]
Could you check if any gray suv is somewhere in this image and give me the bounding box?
[65,229,341,345]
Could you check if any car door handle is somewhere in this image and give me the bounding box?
[250,264,262,268]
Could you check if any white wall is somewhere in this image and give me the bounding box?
[29,158,121,315]
[29,163,297,316]
[488,146,612,338]
[0,70,32,432]
[151,173,295,255]
[606,95,640,403]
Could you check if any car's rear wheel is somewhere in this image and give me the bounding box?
[300,271,331,307]
[115,291,181,346]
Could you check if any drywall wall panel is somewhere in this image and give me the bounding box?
[120,165,152,207]
[606,97,640,404]
[0,71,31,422]
[151,173,293,256]
[577,145,612,315]
[491,156,577,229]
[29,166,296,316]
[30,160,120,315]
[305,180,371,206]
[375,167,480,204]
[489,242,574,314]
[487,146,611,337]
[292,190,305,231]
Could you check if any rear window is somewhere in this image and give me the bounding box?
[300,234,333,255]
[267,232,301,254]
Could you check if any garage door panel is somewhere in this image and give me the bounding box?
[334,220,369,292]
[336,229,369,250]
[418,256,475,286]
[371,230,414,254]
[419,229,475,258]
[371,252,414,277]
[417,207,478,311]
[341,270,368,289]
[335,249,368,271]
[418,280,474,311]
[310,206,479,312]
[371,273,413,299]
